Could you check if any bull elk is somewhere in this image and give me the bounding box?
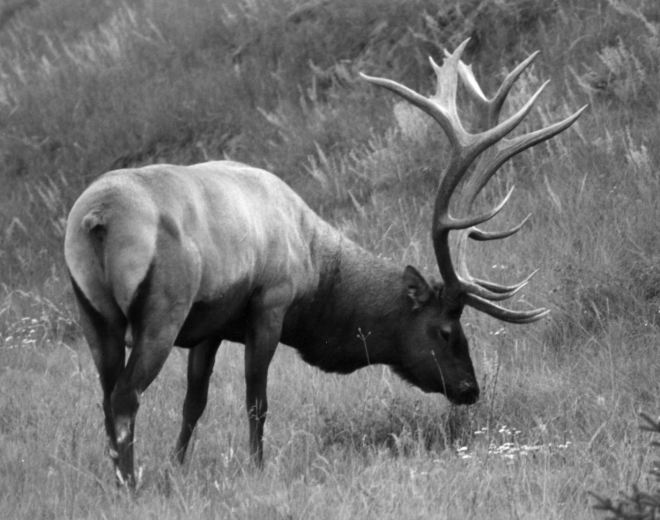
[64,40,585,487]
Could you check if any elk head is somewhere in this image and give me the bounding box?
[361,39,586,402]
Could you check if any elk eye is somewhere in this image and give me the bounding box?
[439,326,451,341]
[429,324,451,342]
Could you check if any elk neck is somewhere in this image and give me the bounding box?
[281,227,409,374]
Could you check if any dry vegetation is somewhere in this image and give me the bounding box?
[0,0,658,518]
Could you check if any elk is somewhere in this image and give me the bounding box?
[64,40,585,487]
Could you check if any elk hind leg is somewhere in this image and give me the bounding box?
[110,233,199,486]
[110,282,194,487]
[173,338,221,464]
[71,279,126,468]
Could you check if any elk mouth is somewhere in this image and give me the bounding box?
[446,381,480,405]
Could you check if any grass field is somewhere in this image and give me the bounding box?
[0,0,658,518]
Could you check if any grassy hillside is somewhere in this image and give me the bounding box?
[0,0,658,518]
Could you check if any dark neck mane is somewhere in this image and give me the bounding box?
[281,231,406,374]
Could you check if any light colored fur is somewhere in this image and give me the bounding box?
[64,161,337,320]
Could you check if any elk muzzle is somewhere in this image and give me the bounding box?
[447,379,480,405]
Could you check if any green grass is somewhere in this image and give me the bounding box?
[0,0,659,518]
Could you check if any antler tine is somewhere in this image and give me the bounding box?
[455,227,533,301]
[359,38,473,151]
[453,107,586,322]
[491,51,541,118]
[442,46,584,321]
[469,213,531,241]
[361,40,585,322]
[429,41,552,299]
[464,104,588,205]
[448,49,540,128]
[474,268,540,293]
[452,50,560,210]
[465,293,550,324]
[443,186,516,232]
[469,79,549,165]
[362,38,479,291]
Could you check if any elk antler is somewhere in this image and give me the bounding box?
[361,39,587,323]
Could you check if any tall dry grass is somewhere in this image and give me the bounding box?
[0,0,658,518]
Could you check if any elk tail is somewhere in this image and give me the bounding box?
[65,189,159,326]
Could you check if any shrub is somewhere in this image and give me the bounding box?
[592,413,660,519]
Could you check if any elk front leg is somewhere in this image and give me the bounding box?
[244,303,285,467]
[173,339,220,464]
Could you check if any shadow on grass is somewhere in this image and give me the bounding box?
[315,396,457,457]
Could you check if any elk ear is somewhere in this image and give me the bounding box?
[403,265,432,311]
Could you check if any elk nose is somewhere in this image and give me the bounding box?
[456,380,479,404]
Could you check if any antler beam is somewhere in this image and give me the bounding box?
[362,38,587,323]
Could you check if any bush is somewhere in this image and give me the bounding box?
[592,413,660,519]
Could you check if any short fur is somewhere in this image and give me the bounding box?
[65,160,478,486]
